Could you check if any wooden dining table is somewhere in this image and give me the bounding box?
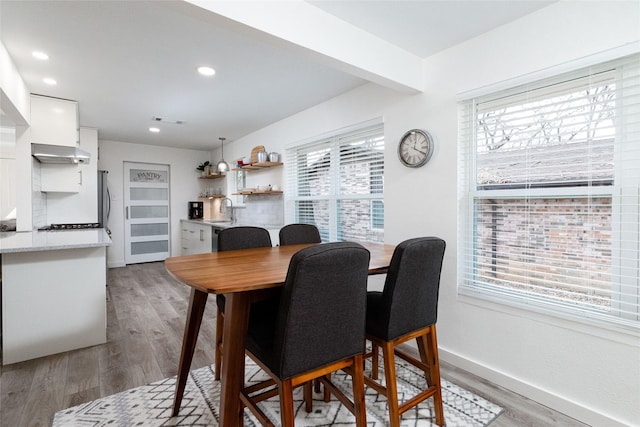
[165,241,396,427]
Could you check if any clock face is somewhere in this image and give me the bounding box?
[398,129,433,168]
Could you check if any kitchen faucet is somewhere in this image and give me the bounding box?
[219,197,234,223]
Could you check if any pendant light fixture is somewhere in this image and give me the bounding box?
[215,137,230,173]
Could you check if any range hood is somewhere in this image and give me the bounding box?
[31,143,91,164]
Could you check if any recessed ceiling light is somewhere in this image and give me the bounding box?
[197,66,216,77]
[43,77,57,85]
[32,51,49,60]
[149,127,160,133]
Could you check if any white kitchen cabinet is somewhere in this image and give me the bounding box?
[30,94,79,147]
[40,127,98,195]
[40,163,82,192]
[45,128,99,223]
[181,220,213,255]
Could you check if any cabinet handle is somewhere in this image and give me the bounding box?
[200,229,204,241]
[78,170,83,185]
[126,206,129,219]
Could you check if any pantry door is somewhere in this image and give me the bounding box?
[124,162,171,264]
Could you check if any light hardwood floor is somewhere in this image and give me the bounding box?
[0,262,588,427]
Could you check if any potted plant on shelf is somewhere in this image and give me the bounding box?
[197,161,211,176]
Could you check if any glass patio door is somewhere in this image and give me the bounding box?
[124,162,170,264]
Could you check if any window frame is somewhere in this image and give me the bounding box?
[285,122,384,243]
[457,54,640,333]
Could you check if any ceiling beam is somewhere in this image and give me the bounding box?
[182,0,424,94]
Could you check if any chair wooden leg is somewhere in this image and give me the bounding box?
[414,327,444,426]
[351,354,367,427]
[323,374,331,402]
[280,379,295,427]
[426,327,444,426]
[304,381,313,412]
[371,342,379,380]
[214,310,224,380]
[382,341,401,427]
[416,333,431,384]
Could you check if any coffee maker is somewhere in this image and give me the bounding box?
[188,201,204,219]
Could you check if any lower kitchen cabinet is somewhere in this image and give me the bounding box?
[181,220,213,255]
[2,246,107,365]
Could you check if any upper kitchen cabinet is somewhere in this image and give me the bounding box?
[40,127,97,194]
[30,94,79,147]
[44,127,99,223]
[39,163,82,192]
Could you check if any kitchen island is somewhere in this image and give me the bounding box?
[0,229,111,364]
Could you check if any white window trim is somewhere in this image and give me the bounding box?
[285,121,384,243]
[457,53,640,335]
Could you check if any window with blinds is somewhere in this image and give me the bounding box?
[285,123,384,243]
[458,53,640,330]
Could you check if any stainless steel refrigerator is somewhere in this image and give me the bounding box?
[98,170,111,236]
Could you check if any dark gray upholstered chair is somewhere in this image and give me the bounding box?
[217,226,272,251]
[240,242,371,427]
[365,237,446,427]
[278,223,324,396]
[278,223,321,246]
[214,226,272,380]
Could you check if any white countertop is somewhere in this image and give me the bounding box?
[0,229,111,254]
[181,218,283,230]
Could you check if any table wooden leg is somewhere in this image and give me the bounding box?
[172,288,208,416]
[219,292,251,427]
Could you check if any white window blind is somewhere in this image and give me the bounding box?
[285,123,384,243]
[458,53,640,330]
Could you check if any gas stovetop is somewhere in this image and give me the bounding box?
[38,223,102,231]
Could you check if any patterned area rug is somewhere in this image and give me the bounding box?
[53,356,502,426]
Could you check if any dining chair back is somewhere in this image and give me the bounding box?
[218,226,272,251]
[278,223,321,246]
[214,226,273,380]
[241,242,371,427]
[365,236,446,427]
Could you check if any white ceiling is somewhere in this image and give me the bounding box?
[0,0,554,151]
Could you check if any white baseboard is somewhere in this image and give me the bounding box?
[107,261,126,268]
[439,347,632,427]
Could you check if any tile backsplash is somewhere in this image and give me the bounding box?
[234,195,283,226]
[31,160,46,228]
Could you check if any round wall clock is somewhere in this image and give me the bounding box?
[398,129,434,168]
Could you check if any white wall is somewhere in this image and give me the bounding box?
[0,40,32,231]
[97,140,210,267]
[0,127,17,220]
[0,41,29,124]
[216,2,640,426]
